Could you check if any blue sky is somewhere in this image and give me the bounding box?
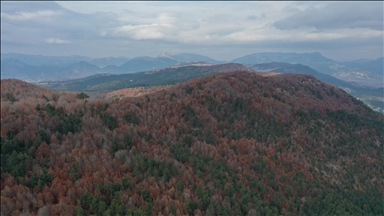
[1,1,383,61]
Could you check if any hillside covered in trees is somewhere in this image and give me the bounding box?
[1,71,383,215]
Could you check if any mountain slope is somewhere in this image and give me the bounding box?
[232,52,383,88]
[1,52,223,82]
[86,57,130,68]
[1,59,38,81]
[232,52,336,75]
[2,52,382,88]
[1,72,383,215]
[249,62,352,88]
[1,59,105,81]
[172,53,221,63]
[1,53,90,67]
[249,62,384,113]
[61,61,102,78]
[1,79,62,101]
[117,56,178,74]
[343,57,384,75]
[40,63,253,91]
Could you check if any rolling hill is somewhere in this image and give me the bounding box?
[37,61,384,114]
[2,51,382,88]
[232,52,383,88]
[38,63,254,91]
[231,52,337,75]
[1,52,223,82]
[249,62,384,114]
[1,71,383,215]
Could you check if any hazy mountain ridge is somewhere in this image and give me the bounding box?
[36,61,383,114]
[232,52,337,74]
[232,52,383,88]
[1,52,223,82]
[1,59,106,82]
[342,57,383,75]
[250,62,351,87]
[1,72,383,215]
[39,63,253,91]
[86,57,130,68]
[1,53,91,67]
[2,52,382,88]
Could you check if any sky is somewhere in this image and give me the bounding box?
[1,1,383,61]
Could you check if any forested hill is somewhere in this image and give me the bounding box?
[1,71,383,215]
[39,63,253,91]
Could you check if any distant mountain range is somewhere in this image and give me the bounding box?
[232,52,336,74]
[342,57,384,75]
[1,52,223,82]
[250,62,354,88]
[1,51,383,88]
[38,63,253,91]
[1,53,91,67]
[1,59,106,82]
[231,52,383,88]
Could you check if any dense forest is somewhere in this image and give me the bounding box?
[1,71,383,215]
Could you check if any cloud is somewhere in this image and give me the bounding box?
[1,1,63,13]
[1,1,119,43]
[247,15,258,20]
[274,2,383,30]
[1,1,382,61]
[46,38,71,44]
[113,24,169,40]
[104,12,177,40]
[2,10,61,21]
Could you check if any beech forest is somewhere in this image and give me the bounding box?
[1,71,383,215]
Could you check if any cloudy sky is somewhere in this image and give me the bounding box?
[1,1,383,61]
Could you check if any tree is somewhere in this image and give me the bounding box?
[75,206,86,216]
[69,163,79,182]
[100,113,117,130]
[124,134,132,150]
[169,204,177,215]
[175,181,184,192]
[123,111,139,125]
[122,177,131,189]
[90,195,100,214]
[80,190,92,210]
[77,93,89,100]
[112,137,121,154]
[185,200,199,215]
[98,200,107,215]
[5,93,16,102]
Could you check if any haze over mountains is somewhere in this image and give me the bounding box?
[231,52,383,88]
[1,52,222,82]
[39,63,253,91]
[2,51,382,114]
[1,52,382,87]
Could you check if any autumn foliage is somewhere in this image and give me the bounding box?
[1,72,383,215]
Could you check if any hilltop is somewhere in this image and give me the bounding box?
[1,71,383,215]
[249,62,384,113]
